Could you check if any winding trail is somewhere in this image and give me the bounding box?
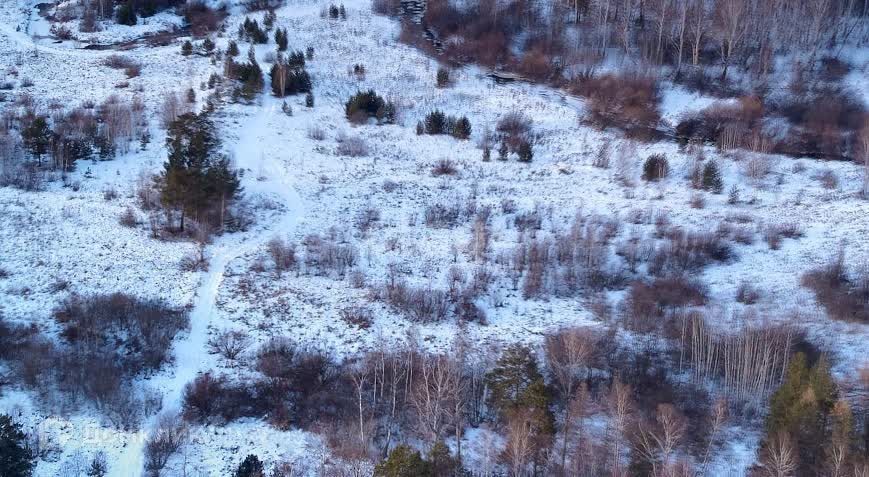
[114,97,304,476]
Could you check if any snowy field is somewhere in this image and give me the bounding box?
[0,0,867,475]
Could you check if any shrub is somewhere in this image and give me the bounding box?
[572,73,661,140]
[735,282,761,304]
[144,414,188,475]
[649,230,732,275]
[763,223,803,250]
[802,251,869,323]
[119,207,138,227]
[339,305,373,329]
[641,154,668,181]
[431,159,458,176]
[104,55,142,78]
[336,136,369,157]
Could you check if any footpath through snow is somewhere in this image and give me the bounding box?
[114,97,304,476]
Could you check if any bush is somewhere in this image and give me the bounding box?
[339,305,373,329]
[649,230,732,275]
[572,73,661,140]
[104,55,141,78]
[55,293,188,371]
[641,154,668,181]
[802,251,869,323]
[431,159,458,176]
[336,136,369,157]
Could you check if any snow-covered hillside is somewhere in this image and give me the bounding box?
[0,0,867,475]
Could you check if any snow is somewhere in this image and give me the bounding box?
[0,0,866,475]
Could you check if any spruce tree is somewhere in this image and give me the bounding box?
[702,161,723,193]
[116,1,136,25]
[0,414,34,477]
[451,116,471,140]
[275,28,288,51]
[517,140,533,162]
[425,110,446,135]
[181,40,193,56]
[22,116,52,165]
[498,141,509,161]
[234,454,264,477]
[305,91,314,108]
[227,40,240,57]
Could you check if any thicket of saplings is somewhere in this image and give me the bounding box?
[0,294,187,430]
[162,318,866,477]
[380,0,869,162]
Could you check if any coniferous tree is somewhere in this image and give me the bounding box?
[227,40,240,57]
[425,110,447,135]
[702,160,723,193]
[482,145,491,161]
[436,67,450,88]
[498,141,509,161]
[86,452,108,477]
[22,116,52,165]
[263,10,276,30]
[274,28,288,51]
[234,454,264,477]
[181,40,193,56]
[116,1,136,25]
[764,353,838,475]
[305,91,314,108]
[374,445,432,477]
[642,153,668,181]
[452,116,471,140]
[0,414,34,477]
[160,113,240,232]
[517,140,533,162]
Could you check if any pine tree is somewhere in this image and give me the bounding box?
[765,353,838,474]
[227,40,240,57]
[451,116,471,140]
[116,1,136,25]
[425,110,446,135]
[202,37,215,54]
[427,441,458,477]
[702,161,723,193]
[339,4,347,19]
[0,414,34,477]
[263,10,276,30]
[642,154,668,181]
[482,145,491,161]
[86,452,108,477]
[234,454,264,477]
[22,116,52,165]
[374,445,433,477]
[498,141,509,161]
[181,40,193,56]
[161,113,241,231]
[274,28,288,51]
[517,140,533,162]
[436,67,450,88]
[305,91,314,108]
